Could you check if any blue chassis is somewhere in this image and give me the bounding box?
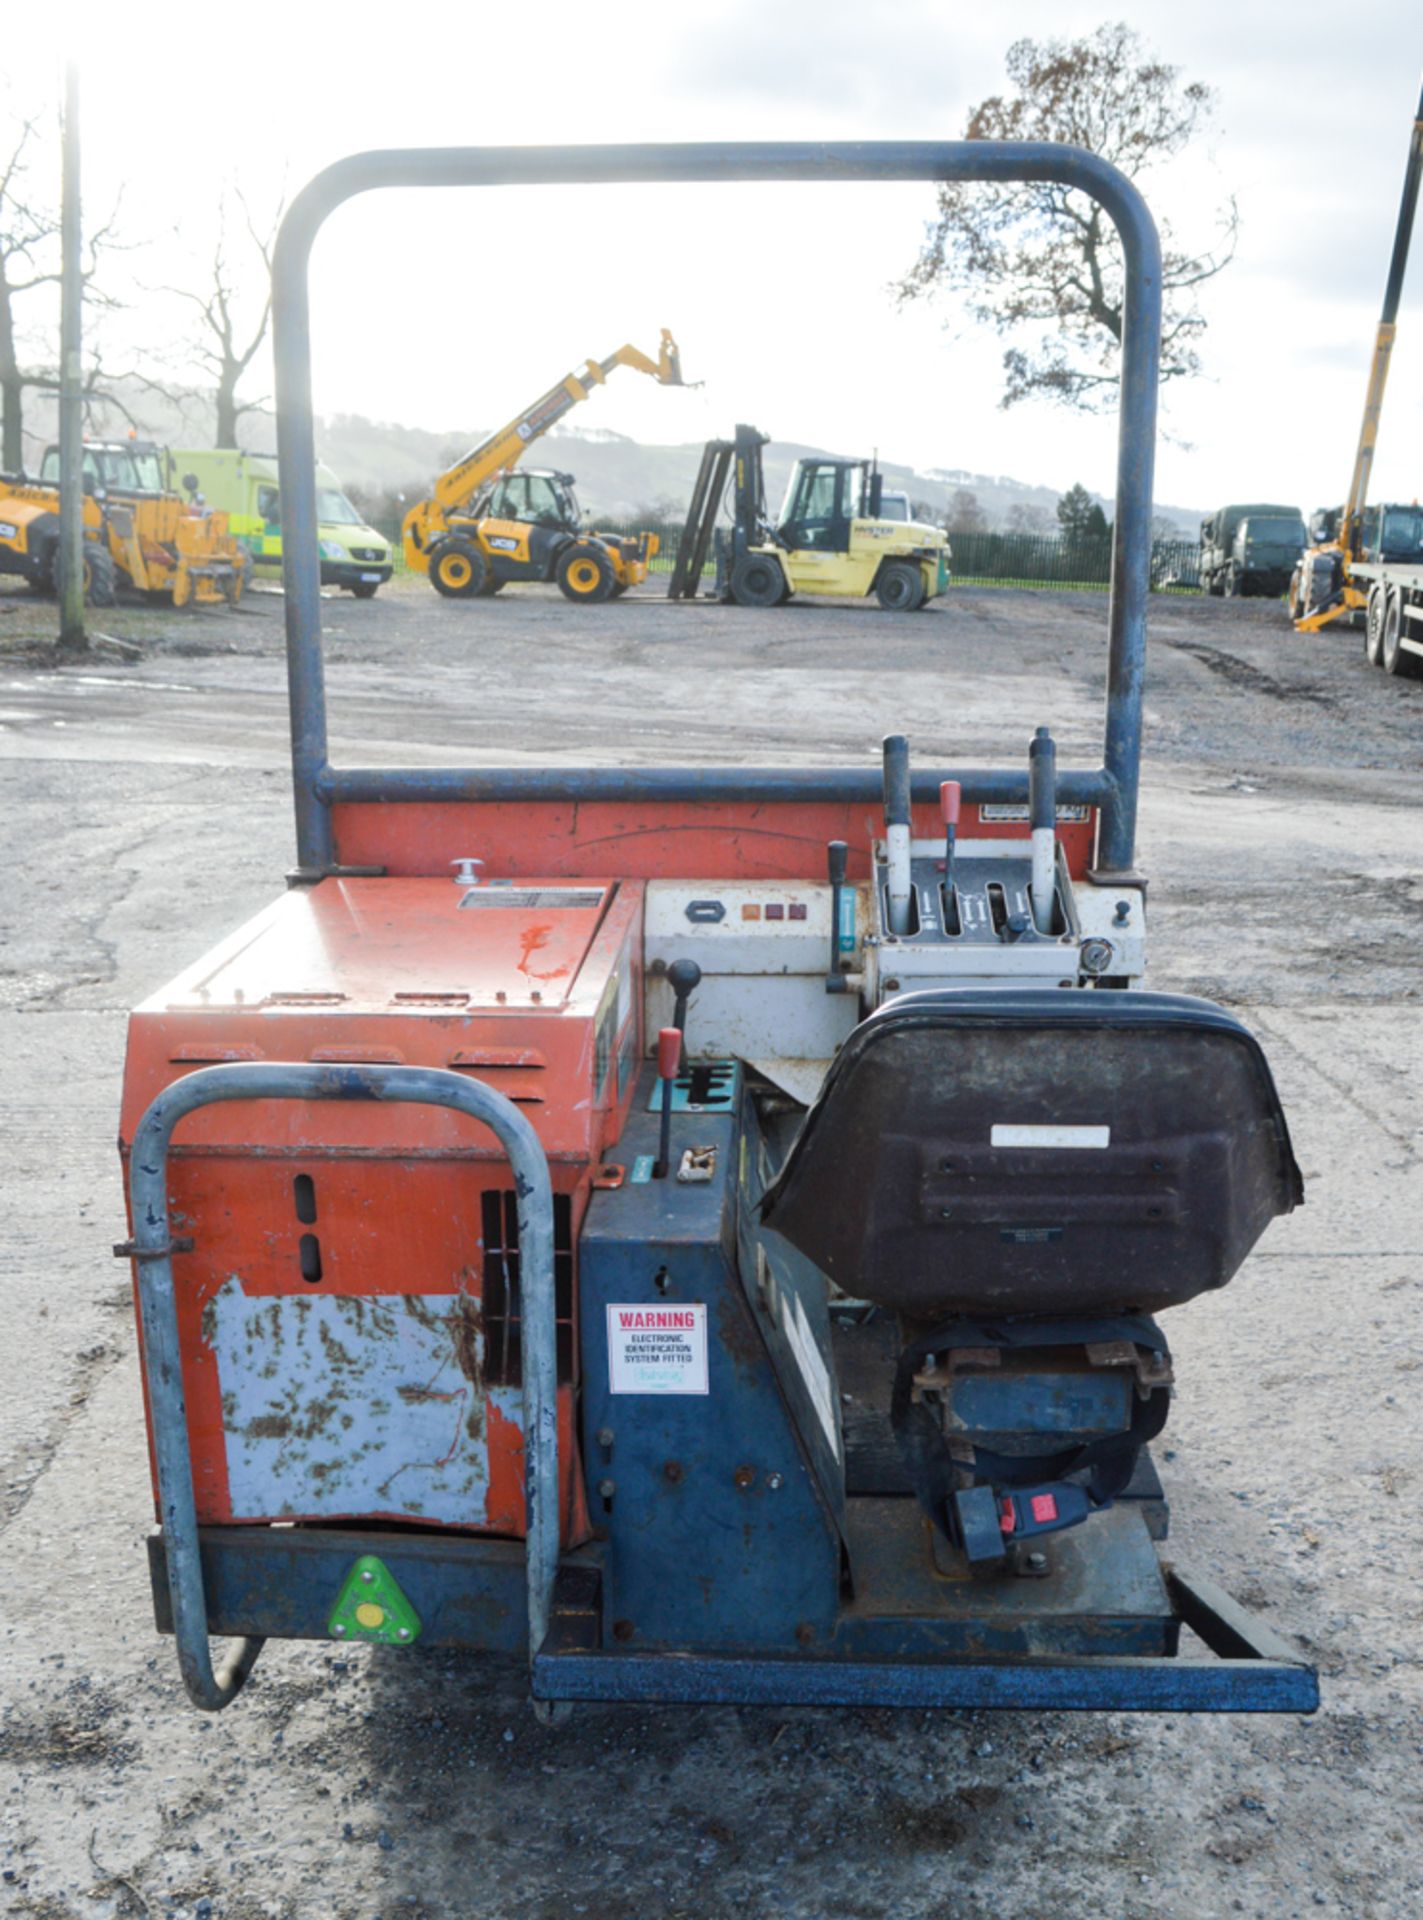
[136,1065,1317,1714]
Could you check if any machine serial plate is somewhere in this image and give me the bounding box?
[460,887,605,910]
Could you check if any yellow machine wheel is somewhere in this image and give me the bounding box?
[81,542,117,608]
[875,560,926,612]
[728,552,787,609]
[429,538,488,599]
[556,544,616,604]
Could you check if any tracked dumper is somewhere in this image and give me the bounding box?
[117,140,1316,1719]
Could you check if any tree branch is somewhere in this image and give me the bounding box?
[896,21,1233,412]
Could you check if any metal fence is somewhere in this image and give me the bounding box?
[381,519,1205,594]
[939,530,1202,592]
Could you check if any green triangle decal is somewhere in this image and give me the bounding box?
[328,1554,422,1647]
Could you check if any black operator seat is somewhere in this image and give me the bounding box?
[759,990,1303,1322]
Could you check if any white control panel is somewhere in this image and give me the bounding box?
[643,880,871,1084]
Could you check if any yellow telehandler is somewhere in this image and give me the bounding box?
[401,332,686,602]
[0,438,246,608]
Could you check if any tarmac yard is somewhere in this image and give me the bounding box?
[1,578,1421,1919]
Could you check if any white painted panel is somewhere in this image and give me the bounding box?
[209,1277,492,1525]
[645,971,859,1064]
[784,1289,841,1459]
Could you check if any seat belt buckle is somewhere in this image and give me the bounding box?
[998,1482,1093,1540]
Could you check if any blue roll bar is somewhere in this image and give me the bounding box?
[272,142,1161,876]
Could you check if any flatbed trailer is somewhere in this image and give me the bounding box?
[1356,555,1423,678]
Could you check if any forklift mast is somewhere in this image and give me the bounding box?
[667,423,770,599]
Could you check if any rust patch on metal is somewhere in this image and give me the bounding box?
[318,1321,356,1370]
[449,1283,487,1442]
[397,1382,461,1406]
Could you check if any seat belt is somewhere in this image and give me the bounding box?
[890,1314,1171,1555]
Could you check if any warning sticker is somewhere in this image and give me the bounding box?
[607,1304,709,1395]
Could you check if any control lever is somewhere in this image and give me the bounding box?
[667,957,701,1036]
[652,1027,682,1180]
[825,840,850,992]
[1028,727,1057,934]
[938,781,960,897]
[882,734,913,935]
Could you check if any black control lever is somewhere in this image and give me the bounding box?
[667,957,701,1036]
[653,961,702,1180]
[825,840,849,993]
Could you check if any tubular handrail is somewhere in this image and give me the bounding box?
[126,1062,557,1708]
[273,142,1161,876]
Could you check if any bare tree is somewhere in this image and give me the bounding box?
[0,106,121,471]
[896,23,1236,411]
[164,188,281,448]
[946,487,988,534]
[1006,501,1055,534]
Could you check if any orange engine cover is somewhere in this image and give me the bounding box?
[119,876,645,1546]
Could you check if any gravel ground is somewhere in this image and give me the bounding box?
[1,575,1420,1920]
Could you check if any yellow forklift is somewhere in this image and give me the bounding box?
[402,333,687,602]
[669,424,950,611]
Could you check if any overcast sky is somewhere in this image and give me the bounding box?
[13,2,1423,514]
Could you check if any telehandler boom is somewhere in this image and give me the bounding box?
[1292,82,1423,632]
[402,332,687,601]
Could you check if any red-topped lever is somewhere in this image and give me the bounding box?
[652,1026,683,1179]
[939,781,961,895]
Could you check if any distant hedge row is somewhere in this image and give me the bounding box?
[385,521,1206,592]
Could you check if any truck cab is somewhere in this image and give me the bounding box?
[1199,501,1304,599]
[1359,501,1423,564]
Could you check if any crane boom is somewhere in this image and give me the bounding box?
[423,331,684,521]
[1340,82,1423,561]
